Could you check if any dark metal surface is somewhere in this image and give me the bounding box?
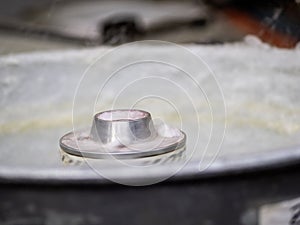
[0,164,300,225]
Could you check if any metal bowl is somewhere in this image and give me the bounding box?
[0,43,300,224]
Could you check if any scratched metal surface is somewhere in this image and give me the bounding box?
[0,40,300,181]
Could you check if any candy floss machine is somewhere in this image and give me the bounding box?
[0,1,300,225]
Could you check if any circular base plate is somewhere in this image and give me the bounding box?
[60,127,186,159]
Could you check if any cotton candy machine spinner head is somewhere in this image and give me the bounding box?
[59,109,186,159]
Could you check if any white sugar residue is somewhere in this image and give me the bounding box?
[0,42,300,168]
[156,123,181,138]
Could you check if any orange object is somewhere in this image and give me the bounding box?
[223,8,298,48]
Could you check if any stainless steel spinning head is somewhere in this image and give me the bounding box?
[59,109,186,159]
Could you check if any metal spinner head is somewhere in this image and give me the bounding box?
[60,109,186,159]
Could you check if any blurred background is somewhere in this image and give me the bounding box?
[0,1,300,225]
[0,0,299,54]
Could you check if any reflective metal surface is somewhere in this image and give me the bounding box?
[60,109,186,159]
